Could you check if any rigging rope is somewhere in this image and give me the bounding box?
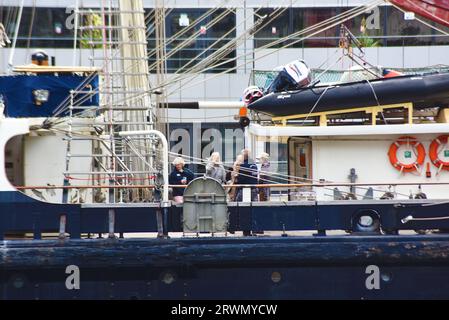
[163,0,385,96]
[167,151,411,198]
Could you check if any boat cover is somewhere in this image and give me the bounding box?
[0,74,99,118]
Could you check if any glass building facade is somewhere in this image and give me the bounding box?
[147,8,237,73]
[1,5,449,72]
[254,6,449,48]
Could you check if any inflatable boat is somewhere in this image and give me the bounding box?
[247,72,449,117]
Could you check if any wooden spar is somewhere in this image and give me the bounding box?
[12,65,101,73]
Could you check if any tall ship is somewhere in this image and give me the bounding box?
[1,0,449,300]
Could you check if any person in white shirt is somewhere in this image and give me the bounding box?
[267,59,312,93]
[257,152,271,202]
[205,152,226,184]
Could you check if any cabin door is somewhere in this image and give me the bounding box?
[288,137,312,184]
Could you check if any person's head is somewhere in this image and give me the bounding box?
[209,152,221,165]
[172,157,185,171]
[258,152,270,164]
[241,149,250,161]
[236,154,244,163]
[234,154,244,167]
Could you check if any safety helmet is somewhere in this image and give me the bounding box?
[243,86,264,105]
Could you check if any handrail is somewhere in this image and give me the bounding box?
[15,181,449,190]
[117,130,169,206]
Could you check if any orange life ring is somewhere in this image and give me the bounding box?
[429,135,449,171]
[388,136,426,173]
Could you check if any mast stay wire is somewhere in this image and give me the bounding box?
[45,2,356,132]
[164,0,385,96]
[149,8,234,71]
[35,120,413,199]
[147,1,231,61]
[117,2,291,87]
[58,0,384,122]
[42,0,433,134]
[168,152,410,198]
[152,0,383,94]
[74,4,293,111]
[158,1,298,85]
[42,4,164,125]
[159,4,293,84]
[181,0,449,87]
[170,6,267,76]
[118,2,234,78]
[56,0,341,119]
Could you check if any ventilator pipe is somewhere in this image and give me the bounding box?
[118,130,169,206]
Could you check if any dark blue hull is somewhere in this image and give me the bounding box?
[2,191,449,299]
[2,236,449,299]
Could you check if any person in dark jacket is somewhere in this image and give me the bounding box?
[169,157,195,204]
[235,149,259,202]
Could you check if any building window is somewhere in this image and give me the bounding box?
[253,6,449,49]
[254,8,292,48]
[302,8,340,48]
[147,8,236,73]
[0,7,74,48]
[384,5,444,46]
